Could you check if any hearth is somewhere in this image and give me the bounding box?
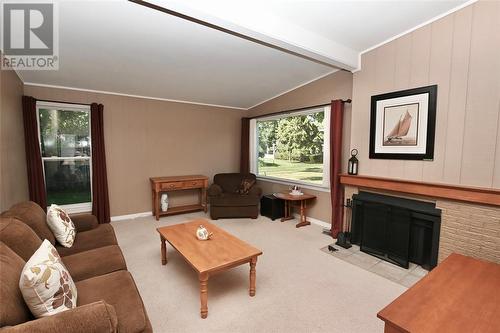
[350,192,441,270]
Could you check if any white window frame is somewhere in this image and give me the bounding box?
[251,105,331,191]
[36,101,92,214]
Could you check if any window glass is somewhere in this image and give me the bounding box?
[257,109,326,186]
[38,104,92,208]
[39,109,90,158]
[43,160,92,205]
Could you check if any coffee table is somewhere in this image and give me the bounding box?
[157,219,263,318]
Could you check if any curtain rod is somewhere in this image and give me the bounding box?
[248,99,351,120]
[35,98,92,106]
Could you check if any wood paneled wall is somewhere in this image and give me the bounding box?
[351,0,500,188]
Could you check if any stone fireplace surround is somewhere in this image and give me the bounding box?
[341,175,500,264]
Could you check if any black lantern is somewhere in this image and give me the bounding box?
[348,149,359,175]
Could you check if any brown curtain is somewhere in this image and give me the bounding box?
[90,103,110,223]
[240,117,250,174]
[330,100,344,238]
[22,96,47,210]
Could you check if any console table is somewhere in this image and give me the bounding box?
[150,175,208,221]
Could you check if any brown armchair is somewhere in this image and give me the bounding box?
[208,173,262,219]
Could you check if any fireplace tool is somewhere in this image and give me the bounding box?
[335,199,352,249]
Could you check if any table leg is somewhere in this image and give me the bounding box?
[199,273,209,319]
[281,200,294,222]
[154,191,160,221]
[161,236,167,265]
[296,200,311,228]
[201,187,207,213]
[249,257,257,296]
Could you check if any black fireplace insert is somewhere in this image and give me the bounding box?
[351,192,441,270]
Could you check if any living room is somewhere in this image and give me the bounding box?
[1,0,499,332]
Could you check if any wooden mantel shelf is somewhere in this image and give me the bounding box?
[339,174,500,206]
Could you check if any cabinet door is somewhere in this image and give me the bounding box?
[360,202,389,257]
[386,207,411,268]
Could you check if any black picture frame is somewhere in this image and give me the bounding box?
[369,85,437,160]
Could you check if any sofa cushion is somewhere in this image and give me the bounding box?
[19,240,78,318]
[69,214,99,232]
[47,204,76,248]
[56,224,117,257]
[214,173,256,194]
[3,201,55,245]
[0,242,33,327]
[62,245,127,282]
[210,193,260,207]
[76,271,149,333]
[0,217,42,262]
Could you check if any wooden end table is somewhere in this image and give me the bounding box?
[273,192,317,228]
[157,219,262,319]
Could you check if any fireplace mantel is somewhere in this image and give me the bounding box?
[339,174,500,206]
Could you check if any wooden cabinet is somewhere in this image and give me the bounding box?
[150,175,208,221]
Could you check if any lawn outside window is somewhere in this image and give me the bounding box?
[250,105,330,190]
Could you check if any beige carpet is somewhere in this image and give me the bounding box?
[112,213,406,333]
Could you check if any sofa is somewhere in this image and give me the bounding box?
[208,173,262,219]
[0,201,152,333]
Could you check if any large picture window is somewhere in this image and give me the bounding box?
[252,106,330,189]
[37,101,92,213]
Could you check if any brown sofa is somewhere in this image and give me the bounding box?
[208,173,262,219]
[0,201,152,333]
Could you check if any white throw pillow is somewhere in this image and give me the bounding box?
[46,204,76,247]
[19,239,78,318]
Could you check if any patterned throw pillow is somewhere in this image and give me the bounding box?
[46,204,76,248]
[237,178,256,195]
[19,239,78,318]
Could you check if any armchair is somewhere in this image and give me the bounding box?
[208,173,262,219]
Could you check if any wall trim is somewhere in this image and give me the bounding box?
[257,177,331,193]
[110,210,331,229]
[23,82,247,111]
[111,211,152,222]
[354,0,478,72]
[246,69,339,110]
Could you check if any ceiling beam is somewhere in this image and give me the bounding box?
[131,0,359,71]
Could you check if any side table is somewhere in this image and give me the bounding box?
[273,192,317,228]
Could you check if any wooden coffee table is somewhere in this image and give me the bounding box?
[157,219,263,319]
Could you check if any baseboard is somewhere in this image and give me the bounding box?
[110,210,331,229]
[111,211,152,222]
[292,213,331,229]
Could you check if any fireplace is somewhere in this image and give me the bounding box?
[350,192,441,270]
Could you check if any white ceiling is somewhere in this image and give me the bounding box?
[17,1,334,109]
[266,0,471,52]
[16,0,473,109]
[154,0,472,70]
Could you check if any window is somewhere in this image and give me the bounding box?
[251,106,330,189]
[37,101,92,213]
